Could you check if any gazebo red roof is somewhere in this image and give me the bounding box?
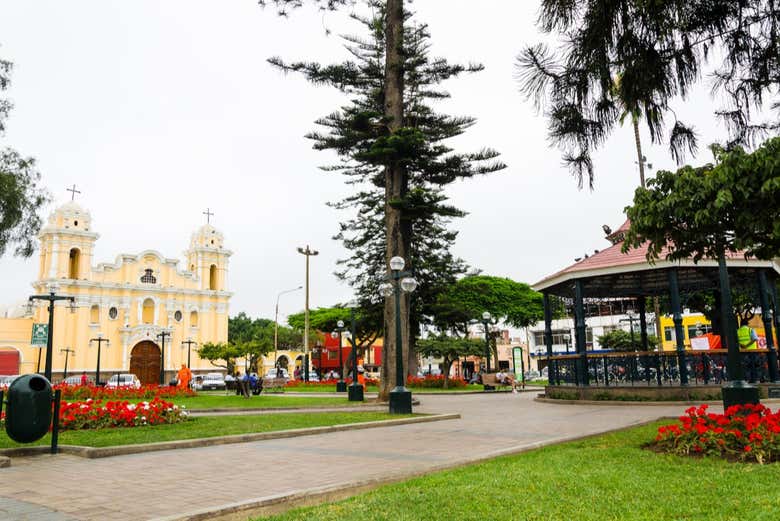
[533,219,779,296]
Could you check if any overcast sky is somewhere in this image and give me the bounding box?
[0,0,751,323]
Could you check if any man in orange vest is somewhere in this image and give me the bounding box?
[177,364,192,389]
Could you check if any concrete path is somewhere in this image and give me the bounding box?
[0,393,691,521]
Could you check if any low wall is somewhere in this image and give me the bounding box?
[545,384,778,402]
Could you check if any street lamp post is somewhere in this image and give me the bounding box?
[378,256,418,414]
[156,330,171,385]
[346,303,364,402]
[331,319,347,392]
[564,333,571,354]
[60,347,75,381]
[181,338,197,369]
[275,286,302,371]
[28,284,75,381]
[480,312,499,391]
[89,333,109,385]
[297,246,319,382]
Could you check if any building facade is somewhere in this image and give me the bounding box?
[0,201,232,384]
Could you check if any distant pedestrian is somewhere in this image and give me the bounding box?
[80,371,88,386]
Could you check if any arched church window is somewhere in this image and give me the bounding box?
[69,248,80,279]
[89,305,99,324]
[209,265,218,291]
[140,269,156,284]
[142,299,155,324]
[190,310,199,328]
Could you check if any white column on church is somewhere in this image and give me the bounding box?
[48,238,59,279]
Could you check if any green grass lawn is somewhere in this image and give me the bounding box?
[0,412,411,449]
[260,421,780,521]
[178,394,364,409]
[284,384,487,393]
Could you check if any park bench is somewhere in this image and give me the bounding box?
[262,377,287,393]
[481,373,514,390]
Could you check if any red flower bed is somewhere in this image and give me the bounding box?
[285,377,379,389]
[57,398,188,430]
[56,384,196,401]
[654,404,780,464]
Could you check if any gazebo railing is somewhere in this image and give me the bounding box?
[547,349,774,386]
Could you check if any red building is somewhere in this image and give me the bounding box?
[312,334,383,374]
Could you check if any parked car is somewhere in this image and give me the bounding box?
[105,373,141,389]
[62,375,95,386]
[264,368,289,380]
[194,372,226,391]
[0,375,20,389]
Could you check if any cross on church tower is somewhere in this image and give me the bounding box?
[67,184,81,201]
[203,208,214,224]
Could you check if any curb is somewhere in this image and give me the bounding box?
[190,403,382,414]
[0,413,460,462]
[535,396,780,407]
[152,417,664,521]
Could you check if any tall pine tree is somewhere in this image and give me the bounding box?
[269,3,504,396]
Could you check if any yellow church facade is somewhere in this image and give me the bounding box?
[0,201,232,384]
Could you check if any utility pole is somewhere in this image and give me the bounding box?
[297,246,318,382]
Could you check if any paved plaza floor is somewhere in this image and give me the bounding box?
[0,393,692,520]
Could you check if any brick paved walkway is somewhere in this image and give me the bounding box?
[0,393,690,521]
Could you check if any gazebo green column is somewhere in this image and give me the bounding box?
[758,270,779,383]
[543,292,554,384]
[638,297,649,350]
[574,280,589,386]
[719,254,760,407]
[667,269,689,386]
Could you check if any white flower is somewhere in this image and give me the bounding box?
[127,404,136,411]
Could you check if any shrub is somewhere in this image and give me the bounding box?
[654,404,780,464]
[597,330,658,351]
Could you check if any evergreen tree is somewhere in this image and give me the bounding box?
[517,1,780,188]
[269,3,504,396]
[0,49,49,257]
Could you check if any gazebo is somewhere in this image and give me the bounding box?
[532,221,780,405]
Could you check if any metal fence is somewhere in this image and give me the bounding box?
[547,349,773,386]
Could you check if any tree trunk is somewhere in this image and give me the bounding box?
[442,357,452,389]
[380,0,408,401]
[633,117,645,188]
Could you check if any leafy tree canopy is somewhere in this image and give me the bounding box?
[0,51,50,257]
[518,1,780,187]
[433,275,545,334]
[624,137,780,262]
[287,306,380,348]
[416,334,483,388]
[597,329,658,352]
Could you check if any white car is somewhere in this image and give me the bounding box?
[105,373,141,389]
[264,368,289,380]
[193,372,226,391]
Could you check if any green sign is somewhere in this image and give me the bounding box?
[31,323,49,347]
[513,347,524,379]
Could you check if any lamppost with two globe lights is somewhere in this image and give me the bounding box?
[331,320,348,392]
[378,256,418,414]
[480,311,499,390]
